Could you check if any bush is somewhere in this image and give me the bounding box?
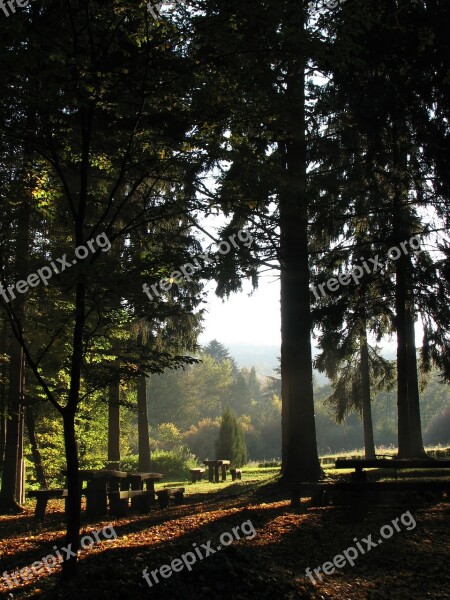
[183,418,220,460]
[120,447,198,479]
[216,408,247,467]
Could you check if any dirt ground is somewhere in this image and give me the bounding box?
[1,480,449,600]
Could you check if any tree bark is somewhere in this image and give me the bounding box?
[61,278,86,578]
[405,308,426,456]
[137,376,151,472]
[62,408,80,578]
[0,336,25,512]
[280,28,321,482]
[25,404,47,489]
[360,327,376,459]
[108,374,121,468]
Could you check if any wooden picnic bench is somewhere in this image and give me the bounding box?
[155,487,185,509]
[291,458,450,510]
[230,468,242,481]
[190,468,205,483]
[28,489,68,520]
[335,458,450,481]
[291,479,450,508]
[203,460,230,483]
[108,490,154,517]
[109,472,162,516]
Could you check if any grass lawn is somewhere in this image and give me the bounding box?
[0,466,449,599]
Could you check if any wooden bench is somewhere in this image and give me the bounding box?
[230,468,242,481]
[28,489,68,520]
[291,480,450,509]
[335,458,450,481]
[190,468,205,483]
[155,487,185,509]
[108,490,154,517]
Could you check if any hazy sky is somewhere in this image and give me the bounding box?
[198,276,281,345]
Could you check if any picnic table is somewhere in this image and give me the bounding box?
[203,459,230,483]
[61,469,128,517]
[124,472,162,506]
[335,458,450,481]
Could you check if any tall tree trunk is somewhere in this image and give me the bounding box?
[16,403,25,505]
[0,321,7,469]
[61,278,86,578]
[405,308,426,456]
[0,196,31,511]
[108,373,121,468]
[137,376,151,471]
[392,117,426,459]
[62,407,80,578]
[280,23,321,482]
[0,337,25,512]
[360,326,376,459]
[25,405,47,489]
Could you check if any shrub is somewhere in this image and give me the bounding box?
[215,408,247,467]
[120,447,198,479]
[183,418,220,459]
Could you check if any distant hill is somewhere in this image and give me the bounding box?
[226,342,280,377]
[225,342,329,385]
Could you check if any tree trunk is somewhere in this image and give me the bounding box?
[391,117,426,459]
[137,376,151,472]
[280,32,321,482]
[0,189,31,511]
[108,375,121,468]
[0,335,25,512]
[25,405,47,489]
[405,309,426,456]
[61,278,86,578]
[360,327,376,459]
[62,408,80,578]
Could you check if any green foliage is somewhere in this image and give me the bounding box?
[183,418,220,460]
[120,448,198,479]
[153,423,183,451]
[215,408,247,467]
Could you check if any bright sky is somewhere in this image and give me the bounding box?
[198,276,281,345]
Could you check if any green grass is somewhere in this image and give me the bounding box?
[156,466,279,496]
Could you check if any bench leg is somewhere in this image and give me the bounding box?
[35,497,48,520]
[221,465,227,481]
[291,494,301,508]
[144,481,156,505]
[157,491,170,509]
[86,480,108,518]
[109,495,128,517]
[174,491,184,506]
[208,465,214,482]
[134,494,152,514]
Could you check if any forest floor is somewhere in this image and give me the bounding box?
[0,470,449,600]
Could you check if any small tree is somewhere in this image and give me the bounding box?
[216,408,247,467]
